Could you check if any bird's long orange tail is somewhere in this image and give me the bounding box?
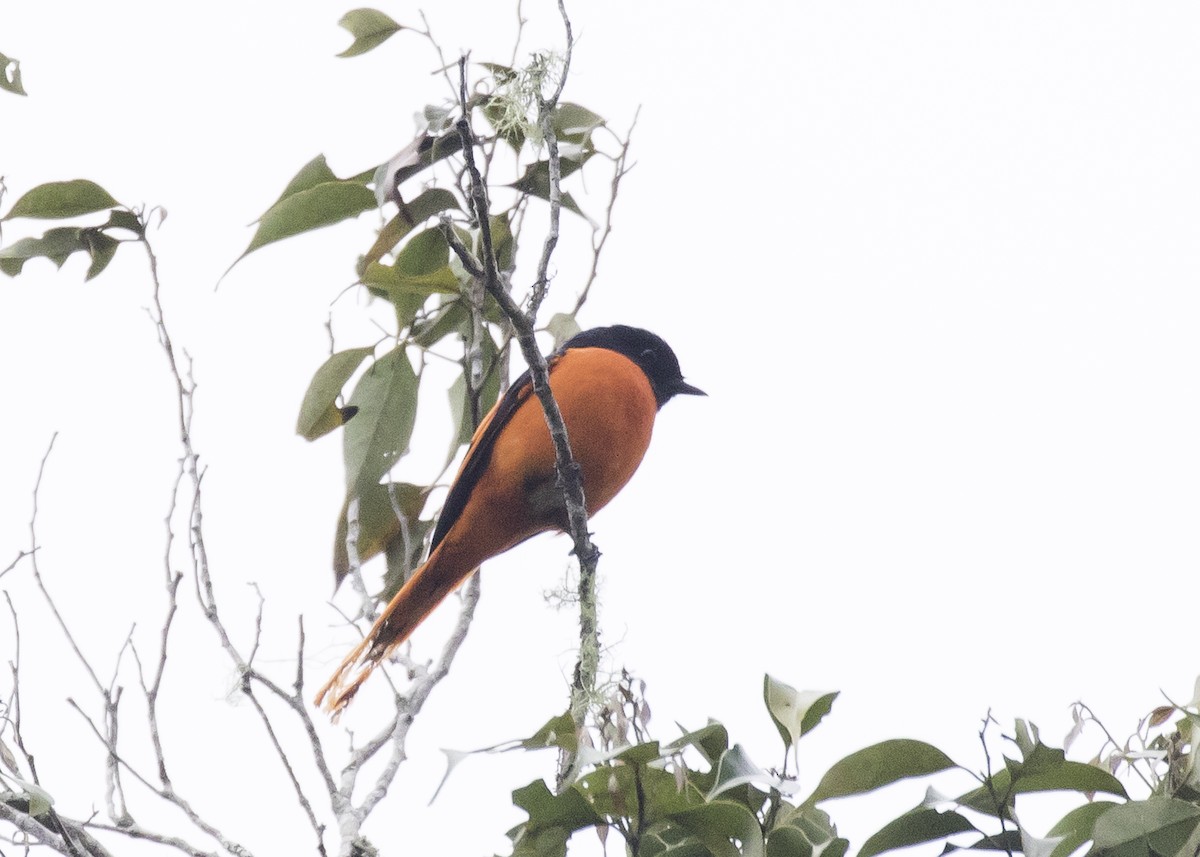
[314,548,471,716]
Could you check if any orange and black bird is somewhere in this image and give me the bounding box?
[315,325,703,714]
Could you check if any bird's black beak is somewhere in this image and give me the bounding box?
[673,379,706,397]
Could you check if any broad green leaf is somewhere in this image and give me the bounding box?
[667,800,765,857]
[1047,801,1118,857]
[481,211,515,271]
[666,721,730,767]
[343,346,419,491]
[297,346,375,440]
[360,188,460,272]
[381,514,435,598]
[857,807,976,857]
[83,231,119,280]
[337,8,404,58]
[332,481,427,583]
[765,676,838,751]
[392,130,463,187]
[707,745,780,801]
[957,762,1125,816]
[546,312,581,349]
[236,180,375,261]
[361,262,460,298]
[508,158,594,219]
[445,330,502,464]
[103,208,144,235]
[0,227,87,275]
[269,155,339,211]
[1091,797,1200,857]
[805,740,956,806]
[513,780,604,835]
[411,298,469,347]
[553,102,605,137]
[522,713,577,752]
[769,805,845,857]
[3,180,118,220]
[1,53,26,96]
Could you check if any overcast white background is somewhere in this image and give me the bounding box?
[3,2,1199,855]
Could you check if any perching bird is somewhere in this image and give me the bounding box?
[315,324,703,714]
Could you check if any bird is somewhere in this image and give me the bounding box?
[315,324,704,714]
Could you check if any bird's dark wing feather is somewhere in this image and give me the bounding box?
[429,364,536,551]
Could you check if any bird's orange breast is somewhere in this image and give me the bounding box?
[430,347,658,577]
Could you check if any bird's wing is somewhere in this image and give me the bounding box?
[429,361,540,550]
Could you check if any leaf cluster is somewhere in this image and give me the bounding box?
[478,675,1200,857]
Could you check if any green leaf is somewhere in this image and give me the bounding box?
[667,800,765,857]
[806,740,957,806]
[83,230,119,280]
[521,712,578,752]
[343,346,419,491]
[508,157,594,219]
[857,807,976,857]
[236,180,375,262]
[270,155,339,210]
[362,227,461,304]
[445,330,502,465]
[552,102,605,137]
[1,53,26,96]
[0,227,87,275]
[297,347,375,440]
[360,188,460,272]
[1091,797,1200,857]
[3,180,119,220]
[956,761,1126,817]
[546,312,581,349]
[483,211,515,271]
[392,131,464,187]
[765,676,838,752]
[768,805,845,857]
[332,481,430,585]
[707,745,779,801]
[666,721,730,767]
[337,8,404,58]
[103,208,144,236]
[1046,801,1119,857]
[513,780,605,836]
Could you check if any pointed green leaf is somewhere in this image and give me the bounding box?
[1046,800,1119,857]
[521,712,577,752]
[0,227,88,276]
[666,721,730,767]
[332,481,430,584]
[509,158,592,219]
[297,346,375,440]
[3,180,119,220]
[667,800,765,857]
[857,807,976,857]
[1,53,26,96]
[707,744,779,801]
[337,8,404,58]
[238,180,375,261]
[806,740,956,806]
[769,804,845,857]
[1091,797,1200,857]
[343,346,419,490]
[764,675,838,751]
[513,779,604,835]
[445,330,501,464]
[957,760,1125,817]
[269,155,340,211]
[546,312,581,349]
[83,230,119,280]
[103,208,144,236]
[552,103,605,137]
[360,188,460,272]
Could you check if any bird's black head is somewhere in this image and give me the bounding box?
[563,324,705,409]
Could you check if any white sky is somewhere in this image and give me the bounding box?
[3,2,1199,855]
